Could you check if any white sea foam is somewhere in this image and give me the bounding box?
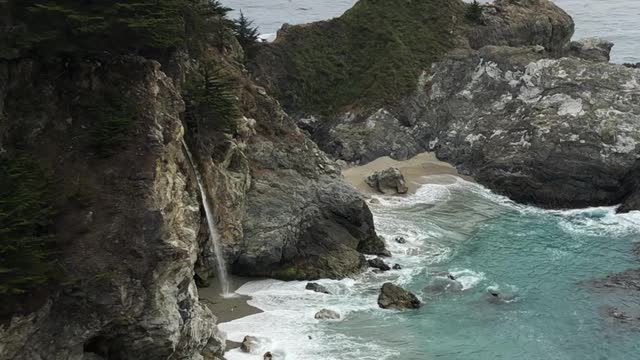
[220,176,640,359]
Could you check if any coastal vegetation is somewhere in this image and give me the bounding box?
[0,156,58,317]
[251,0,466,115]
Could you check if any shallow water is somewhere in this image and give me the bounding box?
[220,176,640,359]
[223,0,640,63]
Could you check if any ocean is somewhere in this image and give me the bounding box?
[220,176,640,359]
[224,0,640,64]
[218,1,640,359]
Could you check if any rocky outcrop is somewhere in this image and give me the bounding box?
[568,37,614,63]
[0,58,224,360]
[377,283,421,310]
[306,282,331,294]
[466,0,574,53]
[230,96,387,279]
[314,309,340,320]
[241,336,260,353]
[428,47,640,208]
[365,167,409,195]
[367,257,391,272]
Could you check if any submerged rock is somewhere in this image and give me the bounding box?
[365,167,409,195]
[305,282,331,294]
[368,257,391,272]
[314,309,340,320]
[378,283,421,310]
[394,236,407,244]
[590,269,640,291]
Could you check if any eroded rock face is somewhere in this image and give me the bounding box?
[0,58,224,360]
[568,37,614,63]
[232,100,388,278]
[467,0,574,53]
[428,47,640,208]
[378,283,421,310]
[365,167,409,195]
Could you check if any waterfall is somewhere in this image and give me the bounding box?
[182,139,232,297]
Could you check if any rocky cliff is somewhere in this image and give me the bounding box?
[0,13,385,360]
[0,57,225,359]
[251,0,640,211]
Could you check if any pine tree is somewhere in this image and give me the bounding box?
[184,64,239,134]
[465,0,483,23]
[233,11,259,49]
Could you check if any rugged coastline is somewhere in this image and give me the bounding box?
[1,0,639,359]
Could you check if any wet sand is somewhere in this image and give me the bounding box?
[198,275,263,349]
[342,152,472,195]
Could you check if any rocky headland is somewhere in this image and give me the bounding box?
[1,0,639,359]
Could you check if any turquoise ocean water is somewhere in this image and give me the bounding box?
[221,177,640,359]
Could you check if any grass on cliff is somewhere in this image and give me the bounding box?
[0,156,58,315]
[261,0,465,114]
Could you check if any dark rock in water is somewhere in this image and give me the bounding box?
[368,257,391,272]
[486,289,518,304]
[264,351,273,360]
[606,306,631,321]
[393,264,402,270]
[305,282,331,294]
[590,269,640,291]
[314,309,340,320]
[365,168,409,195]
[568,37,613,63]
[378,283,421,310]
[241,336,259,353]
[394,236,407,244]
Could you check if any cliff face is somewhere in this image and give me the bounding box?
[0,37,385,360]
[251,0,640,211]
[0,58,224,359]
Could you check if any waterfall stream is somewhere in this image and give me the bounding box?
[182,139,232,297]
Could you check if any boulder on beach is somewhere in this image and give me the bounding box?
[306,282,331,294]
[365,167,409,195]
[368,257,391,272]
[241,335,260,354]
[378,282,421,310]
[314,308,341,320]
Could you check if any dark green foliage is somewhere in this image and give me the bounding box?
[184,64,239,134]
[80,91,135,158]
[233,11,260,49]
[0,156,57,298]
[465,1,483,23]
[261,0,466,114]
[3,0,235,58]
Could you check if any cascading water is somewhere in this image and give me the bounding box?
[182,139,232,297]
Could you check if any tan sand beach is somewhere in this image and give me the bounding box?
[341,152,472,195]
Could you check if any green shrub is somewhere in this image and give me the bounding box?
[80,91,135,158]
[184,64,239,134]
[258,0,466,114]
[0,156,57,298]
